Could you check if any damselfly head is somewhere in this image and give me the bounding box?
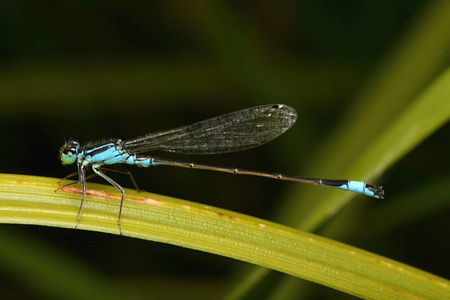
[60,141,80,165]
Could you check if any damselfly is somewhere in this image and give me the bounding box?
[60,104,384,231]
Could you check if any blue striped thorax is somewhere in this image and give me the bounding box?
[60,139,153,168]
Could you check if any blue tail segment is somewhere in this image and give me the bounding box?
[320,179,383,198]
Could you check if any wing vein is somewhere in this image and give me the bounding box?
[124,104,297,155]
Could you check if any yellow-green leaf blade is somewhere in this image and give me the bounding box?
[0,174,449,299]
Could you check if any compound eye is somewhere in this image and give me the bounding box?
[60,141,79,165]
[64,149,74,156]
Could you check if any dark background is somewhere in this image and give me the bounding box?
[1,1,449,299]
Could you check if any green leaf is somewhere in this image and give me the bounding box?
[1,174,449,299]
[292,62,450,233]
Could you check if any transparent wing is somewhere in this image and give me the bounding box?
[124,104,297,155]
